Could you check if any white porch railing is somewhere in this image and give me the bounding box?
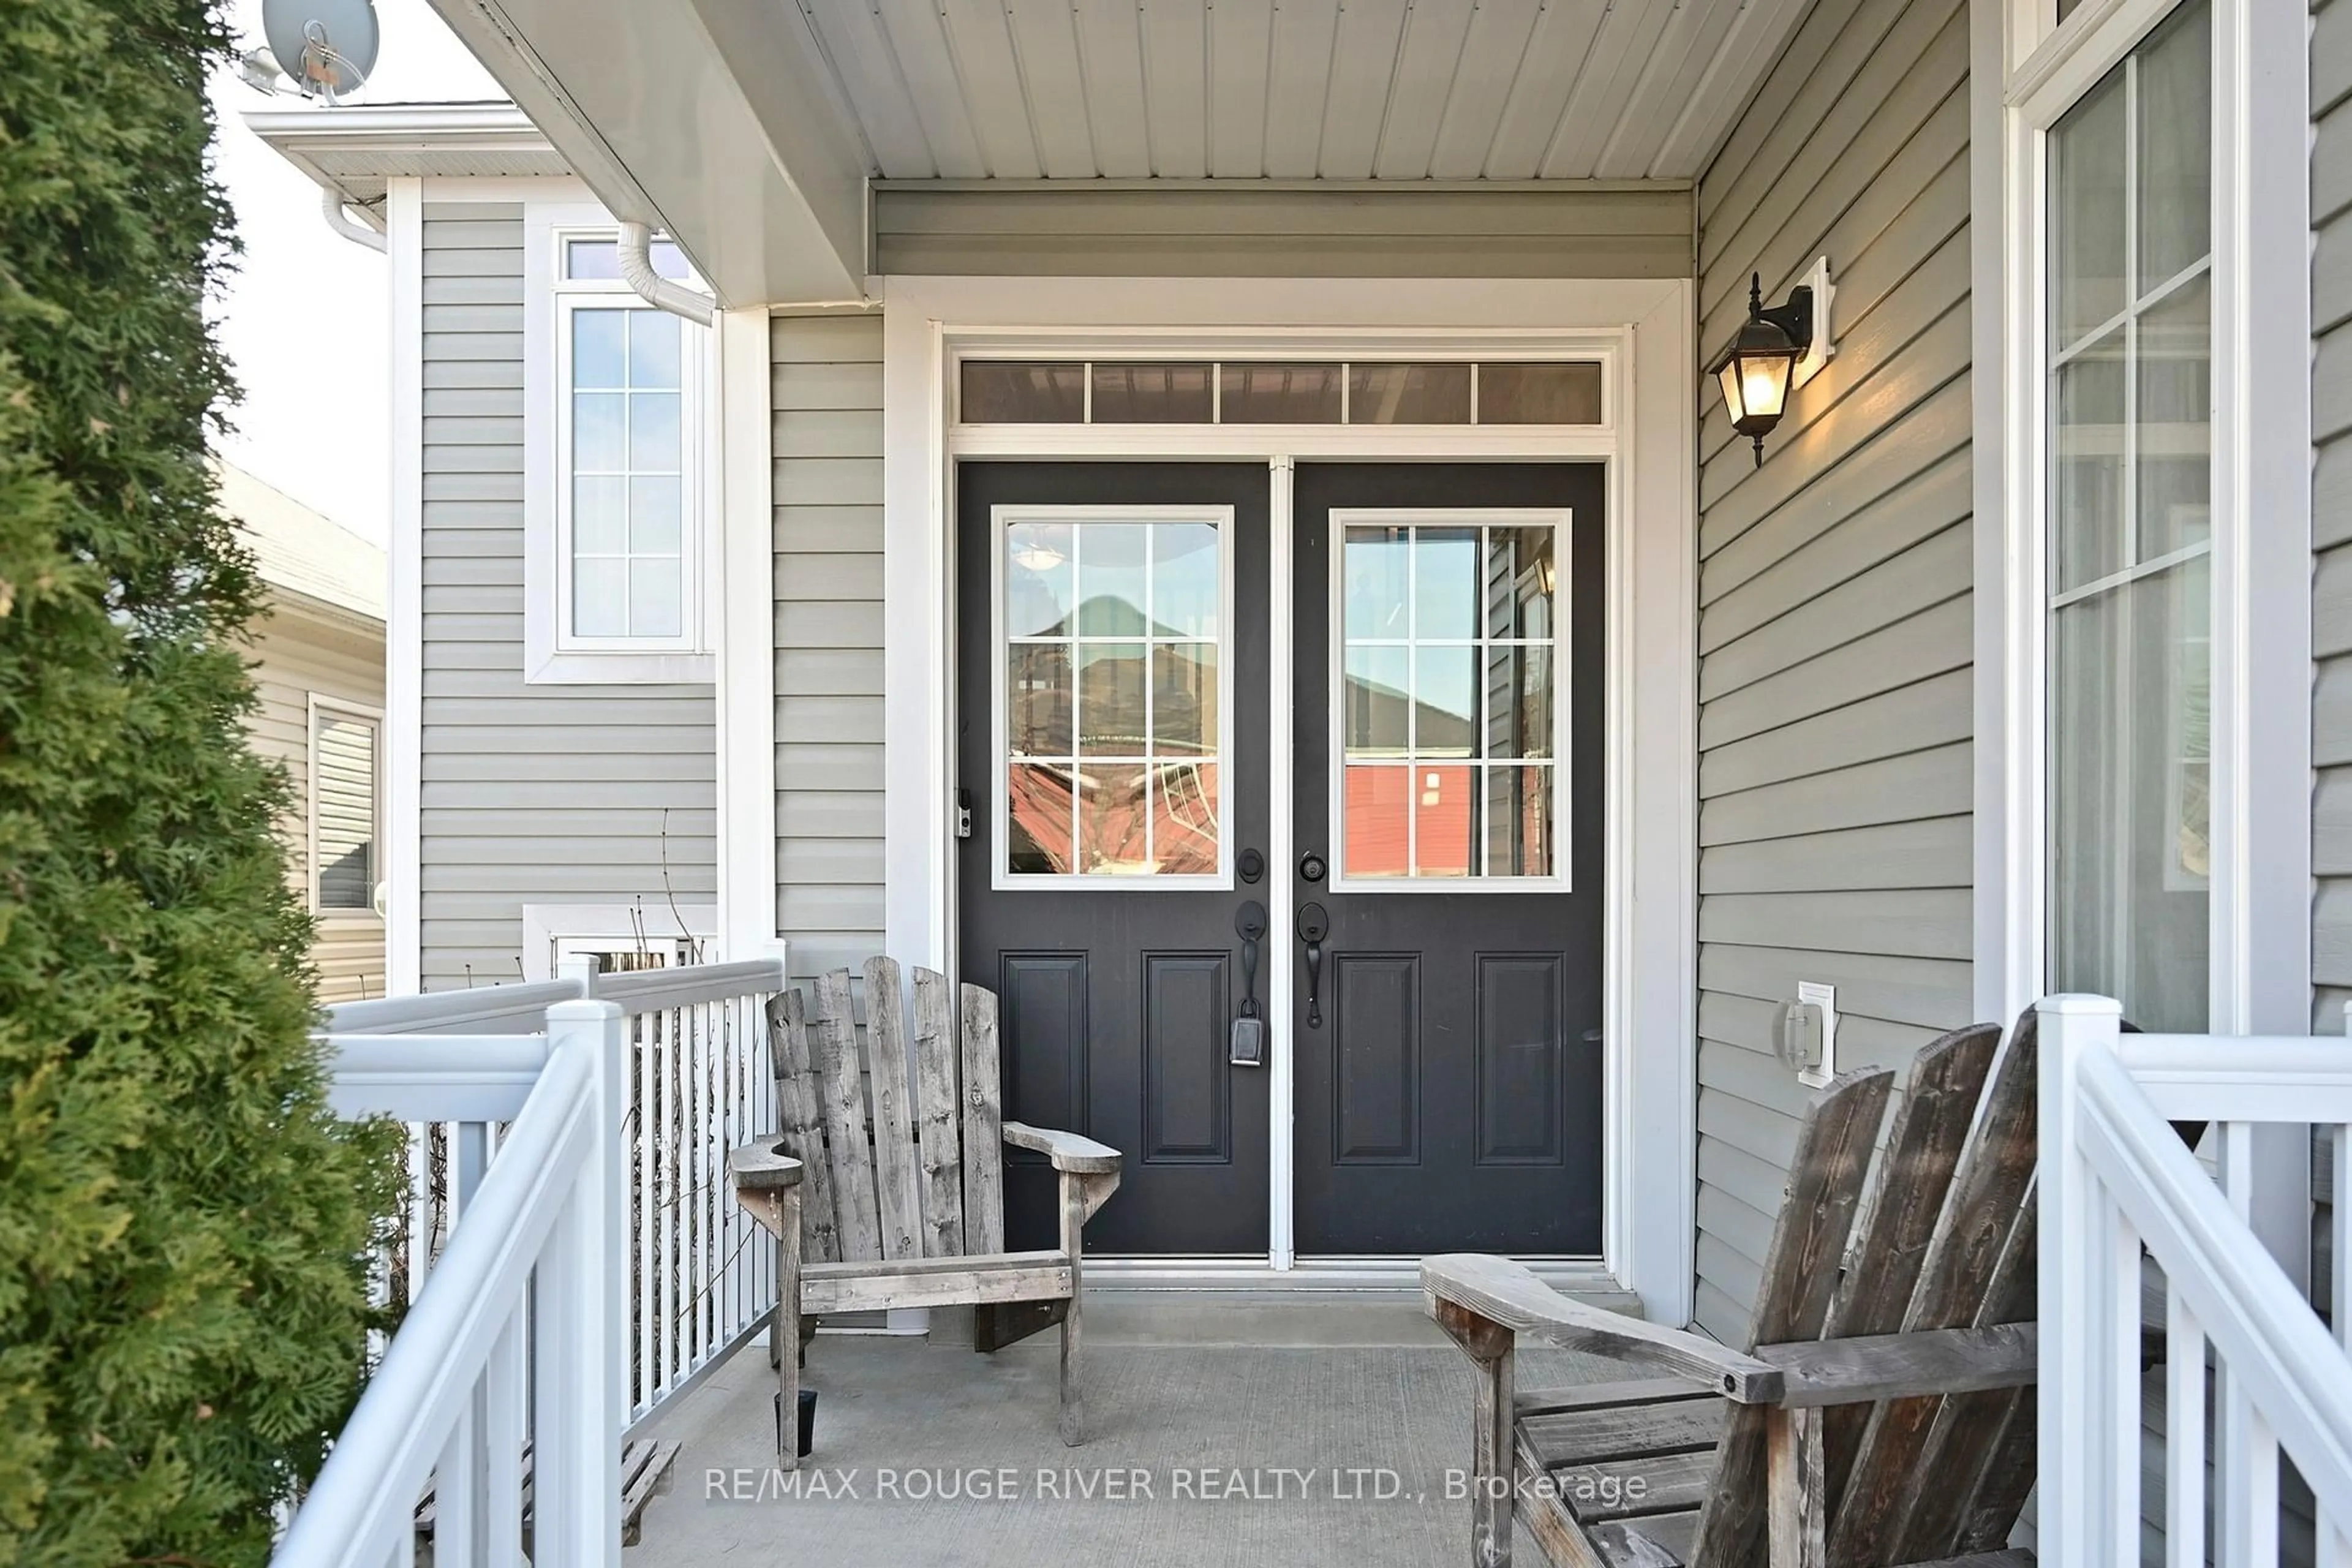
[2042,993,2352,1566]
[278,997,627,1568]
[273,957,786,1568]
[327,957,786,1423]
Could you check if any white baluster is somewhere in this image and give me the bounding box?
[483,1310,526,1568]
[2218,1397,2278,1568]
[2166,1284,2206,1567]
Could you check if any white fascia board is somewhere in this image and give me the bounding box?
[422,0,868,308]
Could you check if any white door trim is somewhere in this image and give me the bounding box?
[880,277,1697,1324]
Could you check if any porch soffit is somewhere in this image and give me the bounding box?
[422,0,1813,302]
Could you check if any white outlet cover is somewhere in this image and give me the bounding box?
[1796,980,1838,1088]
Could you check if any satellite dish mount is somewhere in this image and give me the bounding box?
[257,0,380,104]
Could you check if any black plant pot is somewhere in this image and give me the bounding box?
[775,1387,818,1459]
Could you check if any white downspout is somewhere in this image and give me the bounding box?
[321,189,386,253]
[617,221,714,326]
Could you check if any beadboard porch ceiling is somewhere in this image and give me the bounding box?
[799,0,1811,183]
[426,0,1817,303]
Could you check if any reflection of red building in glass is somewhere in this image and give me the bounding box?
[1344,764,1474,878]
[1006,761,1219,875]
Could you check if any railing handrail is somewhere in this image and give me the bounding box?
[324,1034,549,1123]
[276,1001,623,1568]
[2074,1041,2352,1501]
[323,979,583,1038]
[2111,1030,2352,1123]
[589,958,785,1012]
[317,958,788,1041]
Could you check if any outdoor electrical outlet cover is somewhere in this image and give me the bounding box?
[1795,981,1838,1088]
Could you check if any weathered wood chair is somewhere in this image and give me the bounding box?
[1426,1012,2046,1567]
[729,958,1121,1468]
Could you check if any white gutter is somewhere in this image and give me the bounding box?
[322,189,388,253]
[618,221,712,326]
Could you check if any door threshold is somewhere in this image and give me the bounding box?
[1087,1254,1637,1309]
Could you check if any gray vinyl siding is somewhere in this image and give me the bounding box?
[772,312,885,983]
[872,185,1694,277]
[417,201,715,987]
[1690,0,1974,1343]
[2315,0,2352,1035]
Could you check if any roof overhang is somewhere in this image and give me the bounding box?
[420,0,869,306]
[243,102,569,227]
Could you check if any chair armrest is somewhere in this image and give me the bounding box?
[1423,1254,1785,1404]
[1755,1322,2037,1407]
[728,1137,804,1192]
[1003,1121,1122,1174]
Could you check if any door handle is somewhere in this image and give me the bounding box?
[1232,902,1268,1066]
[1297,902,1330,1029]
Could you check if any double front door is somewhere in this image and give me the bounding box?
[956,461,1603,1257]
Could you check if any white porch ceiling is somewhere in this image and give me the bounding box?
[796,0,1814,183]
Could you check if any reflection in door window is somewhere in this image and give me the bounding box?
[1003,514,1224,878]
[1340,521,1560,880]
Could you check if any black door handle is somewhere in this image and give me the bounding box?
[1297,902,1330,1029]
[1232,902,1268,1066]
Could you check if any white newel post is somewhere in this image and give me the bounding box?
[537,998,627,1568]
[2040,993,2126,1566]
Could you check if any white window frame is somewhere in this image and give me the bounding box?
[519,902,719,981]
[990,502,1238,892]
[522,198,716,684]
[1977,0,2308,1036]
[1325,507,1574,894]
[307,694,383,919]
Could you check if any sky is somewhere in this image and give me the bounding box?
[207,0,502,545]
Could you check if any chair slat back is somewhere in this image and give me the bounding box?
[861,958,924,1261]
[1687,1064,1894,1566]
[911,967,968,1258]
[959,982,1006,1256]
[764,989,840,1265]
[1819,1023,2005,1503]
[1828,1009,2041,1564]
[811,969,883,1264]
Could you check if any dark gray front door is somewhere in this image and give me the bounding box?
[957,461,1272,1255]
[1289,463,1606,1255]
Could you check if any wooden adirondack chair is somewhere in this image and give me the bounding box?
[728,958,1122,1468]
[1425,1012,2046,1567]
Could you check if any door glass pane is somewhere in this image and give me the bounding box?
[1476,363,1603,424]
[1219,363,1343,423]
[1002,513,1227,879]
[1090,363,1213,423]
[2051,67,2127,351]
[1338,518,1563,880]
[1348,363,1472,424]
[2045,3,2212,1031]
[963,362,1087,423]
[2136,3,2212,292]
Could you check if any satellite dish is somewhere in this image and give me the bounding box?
[261,0,379,103]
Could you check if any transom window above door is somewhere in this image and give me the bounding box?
[1334,512,1566,886]
[960,360,1604,427]
[995,506,1232,884]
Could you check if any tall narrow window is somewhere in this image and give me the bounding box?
[311,704,379,913]
[2045,0,2211,1029]
[552,235,704,650]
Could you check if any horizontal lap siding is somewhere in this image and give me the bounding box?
[1690,0,1973,1344]
[418,203,715,987]
[773,314,886,982]
[248,607,387,1003]
[2317,0,2352,1032]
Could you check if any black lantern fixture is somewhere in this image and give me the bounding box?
[1709,273,1817,467]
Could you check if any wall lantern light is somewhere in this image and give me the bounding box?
[1709,259,1833,467]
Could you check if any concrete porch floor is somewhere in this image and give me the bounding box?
[627,1294,1640,1567]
